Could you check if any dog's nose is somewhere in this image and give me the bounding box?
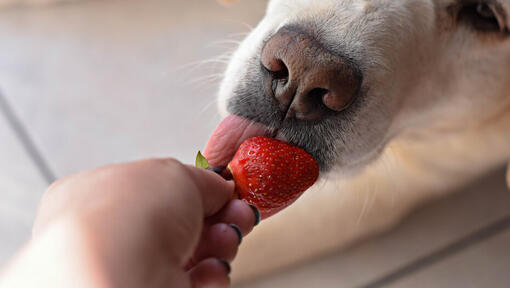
[261,26,362,121]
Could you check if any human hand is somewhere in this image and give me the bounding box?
[1,159,259,288]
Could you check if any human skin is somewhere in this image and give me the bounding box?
[0,158,258,288]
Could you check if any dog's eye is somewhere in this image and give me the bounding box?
[457,2,507,33]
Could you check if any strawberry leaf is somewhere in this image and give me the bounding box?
[195,151,210,169]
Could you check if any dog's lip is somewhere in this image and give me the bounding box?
[203,115,272,167]
[274,131,288,142]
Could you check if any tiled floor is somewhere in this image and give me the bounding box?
[0,93,47,263]
[0,1,509,287]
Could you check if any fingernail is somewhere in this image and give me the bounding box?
[218,258,231,275]
[248,204,261,226]
[229,224,243,245]
[207,166,224,175]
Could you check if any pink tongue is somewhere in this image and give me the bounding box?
[204,115,271,166]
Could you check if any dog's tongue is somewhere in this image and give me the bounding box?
[204,115,270,167]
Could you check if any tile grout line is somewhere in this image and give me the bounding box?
[0,88,56,184]
[359,215,510,288]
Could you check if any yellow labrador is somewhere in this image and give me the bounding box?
[214,0,510,282]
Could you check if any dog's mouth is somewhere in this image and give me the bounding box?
[203,115,274,167]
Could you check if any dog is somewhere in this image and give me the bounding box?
[215,0,510,283]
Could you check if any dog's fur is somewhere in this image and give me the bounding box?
[217,0,510,282]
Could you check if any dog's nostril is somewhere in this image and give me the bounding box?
[307,88,329,101]
[271,60,289,81]
[322,90,353,112]
[262,57,289,81]
[306,88,351,113]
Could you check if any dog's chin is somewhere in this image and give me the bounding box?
[327,139,389,181]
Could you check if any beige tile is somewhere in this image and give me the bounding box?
[0,0,267,176]
[0,102,47,266]
[236,168,510,288]
[390,227,510,288]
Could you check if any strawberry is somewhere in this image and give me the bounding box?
[226,136,319,219]
[196,137,319,219]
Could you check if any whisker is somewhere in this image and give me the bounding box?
[188,73,224,82]
[375,145,400,210]
[226,31,251,38]
[200,97,220,114]
[172,49,235,74]
[220,19,255,32]
[207,39,243,48]
[173,57,230,74]
[356,186,371,225]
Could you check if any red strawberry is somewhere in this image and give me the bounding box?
[227,136,319,219]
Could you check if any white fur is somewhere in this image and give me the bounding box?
[218,0,510,282]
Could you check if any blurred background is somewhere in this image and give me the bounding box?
[0,1,509,287]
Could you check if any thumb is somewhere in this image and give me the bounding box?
[184,165,235,217]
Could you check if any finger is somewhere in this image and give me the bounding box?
[185,165,235,217]
[190,223,240,265]
[206,200,259,236]
[506,163,509,188]
[188,258,230,288]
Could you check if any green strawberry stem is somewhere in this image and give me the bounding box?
[195,151,210,169]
